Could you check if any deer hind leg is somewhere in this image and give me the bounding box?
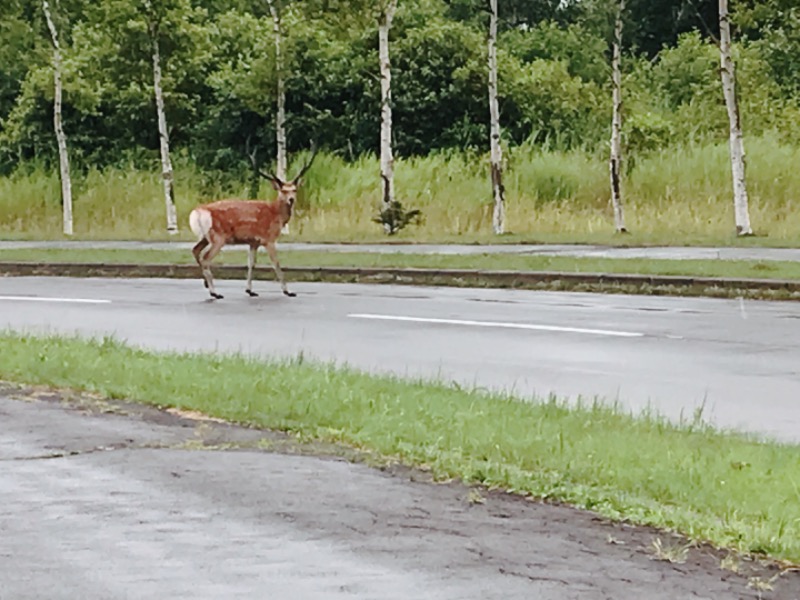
[199,237,226,300]
[246,245,259,297]
[266,242,295,297]
[192,239,210,289]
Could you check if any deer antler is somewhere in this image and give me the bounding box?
[248,144,282,185]
[291,141,318,184]
[259,168,281,184]
[246,140,317,185]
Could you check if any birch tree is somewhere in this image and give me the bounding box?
[487,0,505,235]
[264,0,287,182]
[42,0,73,236]
[609,0,627,233]
[144,0,178,234]
[719,0,753,235]
[379,0,398,225]
[263,0,293,233]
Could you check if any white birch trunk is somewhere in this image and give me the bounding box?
[149,21,178,234]
[719,0,753,235]
[379,0,397,230]
[609,0,627,233]
[488,0,505,235]
[265,0,287,181]
[265,0,290,233]
[43,0,73,236]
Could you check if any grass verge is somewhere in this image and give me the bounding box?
[2,332,799,563]
[2,247,800,281]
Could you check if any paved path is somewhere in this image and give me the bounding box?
[3,240,800,261]
[1,277,799,442]
[2,387,795,599]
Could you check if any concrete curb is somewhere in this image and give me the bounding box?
[2,262,800,299]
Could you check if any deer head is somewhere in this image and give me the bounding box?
[249,142,318,211]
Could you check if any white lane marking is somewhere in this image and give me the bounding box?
[348,313,644,338]
[0,296,111,305]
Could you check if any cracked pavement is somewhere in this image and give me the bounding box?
[2,386,798,599]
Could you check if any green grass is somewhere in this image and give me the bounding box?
[2,332,800,563]
[2,247,800,281]
[4,133,800,246]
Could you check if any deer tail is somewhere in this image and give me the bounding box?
[189,208,213,241]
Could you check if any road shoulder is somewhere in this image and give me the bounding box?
[2,382,798,599]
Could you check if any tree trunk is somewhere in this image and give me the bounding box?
[609,0,627,233]
[379,0,397,232]
[488,0,505,235]
[719,0,753,236]
[265,0,287,181]
[42,0,73,236]
[149,21,178,234]
[265,0,290,233]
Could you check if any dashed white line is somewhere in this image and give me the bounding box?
[348,313,644,338]
[0,296,111,305]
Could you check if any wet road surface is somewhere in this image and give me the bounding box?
[1,277,799,441]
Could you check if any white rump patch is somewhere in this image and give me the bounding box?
[189,208,213,240]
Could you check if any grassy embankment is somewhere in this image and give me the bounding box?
[2,332,799,564]
[3,134,800,246]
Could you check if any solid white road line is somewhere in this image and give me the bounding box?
[348,313,644,338]
[0,296,111,305]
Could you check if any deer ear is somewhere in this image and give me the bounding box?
[270,178,283,190]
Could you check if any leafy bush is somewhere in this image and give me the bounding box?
[502,21,609,85]
[373,200,423,235]
[502,57,607,149]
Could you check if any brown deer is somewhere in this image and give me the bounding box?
[188,148,316,300]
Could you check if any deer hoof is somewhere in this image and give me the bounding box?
[210,292,224,300]
[284,291,297,298]
[246,290,259,297]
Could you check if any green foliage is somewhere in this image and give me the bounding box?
[502,21,608,85]
[502,57,607,149]
[0,6,39,140]
[624,112,674,158]
[620,31,800,147]
[392,18,485,153]
[444,0,579,30]
[0,0,216,169]
[3,0,800,230]
[735,0,800,96]
[646,32,719,110]
[610,0,719,58]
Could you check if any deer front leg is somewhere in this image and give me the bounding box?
[199,238,226,300]
[266,242,295,297]
[246,245,259,297]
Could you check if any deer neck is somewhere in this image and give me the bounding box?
[278,200,293,226]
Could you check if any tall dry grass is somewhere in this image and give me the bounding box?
[2,133,800,245]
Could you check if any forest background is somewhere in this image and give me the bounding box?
[2,0,799,244]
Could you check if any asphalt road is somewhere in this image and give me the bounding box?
[3,240,800,261]
[4,387,786,600]
[1,276,799,442]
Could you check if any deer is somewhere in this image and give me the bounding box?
[188,147,316,300]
